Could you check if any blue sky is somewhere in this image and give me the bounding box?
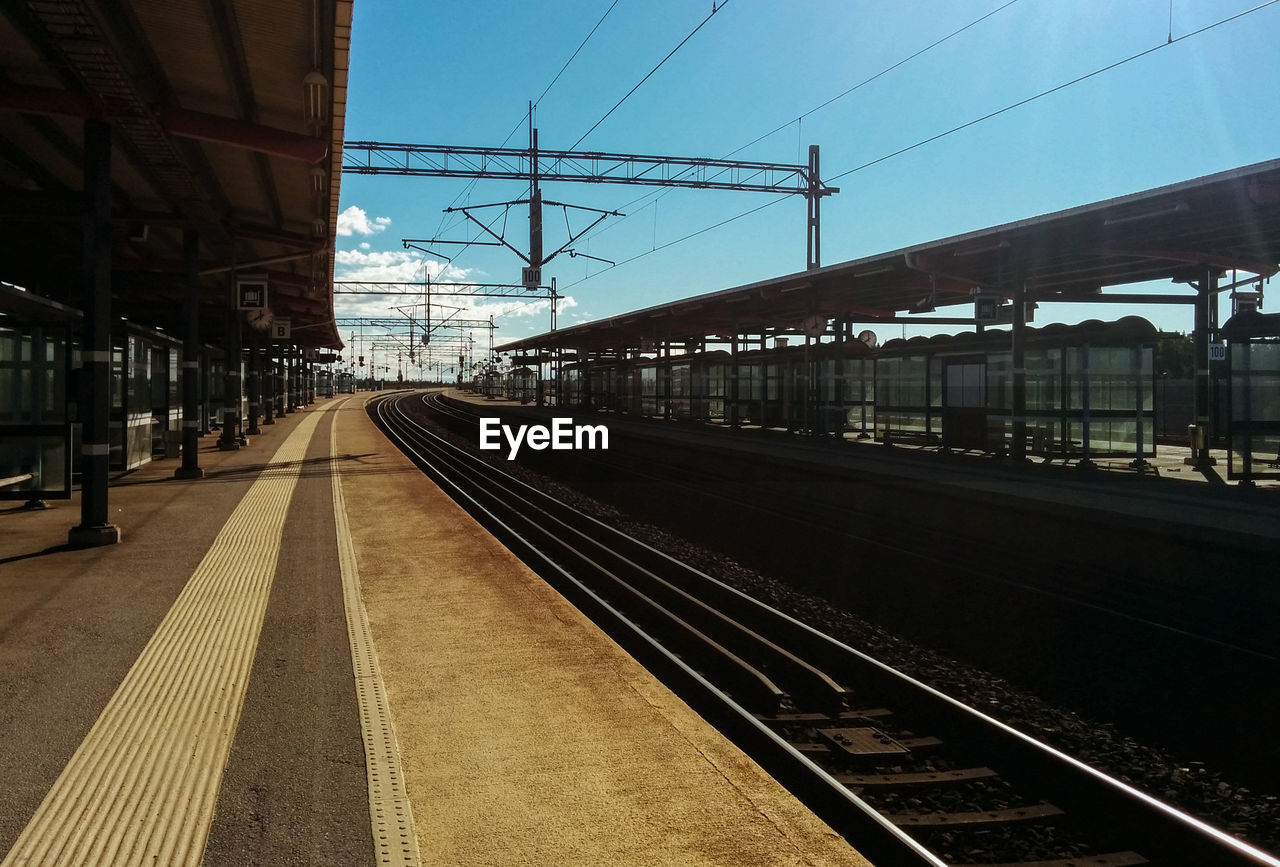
[334,0,1280,370]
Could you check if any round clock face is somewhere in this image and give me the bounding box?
[246,308,274,331]
[802,313,826,338]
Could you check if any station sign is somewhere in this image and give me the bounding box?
[236,276,268,310]
[272,318,291,340]
[993,301,1037,325]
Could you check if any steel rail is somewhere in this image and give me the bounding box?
[382,395,843,711]
[418,396,852,708]
[438,397,1280,661]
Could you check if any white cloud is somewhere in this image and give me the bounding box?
[336,205,392,236]
[329,245,572,358]
[359,242,371,250]
[333,248,474,285]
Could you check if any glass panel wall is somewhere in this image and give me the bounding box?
[639,364,658,416]
[874,355,932,442]
[1064,345,1154,458]
[670,362,691,419]
[693,359,726,422]
[1228,341,1280,479]
[1,325,71,498]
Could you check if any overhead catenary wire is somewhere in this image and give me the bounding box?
[428,2,624,268]
[826,0,1280,184]
[570,1,730,151]
[725,0,1023,159]
[535,0,623,110]
[563,0,1280,290]
[571,0,1024,252]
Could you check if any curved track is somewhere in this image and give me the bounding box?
[370,390,1277,867]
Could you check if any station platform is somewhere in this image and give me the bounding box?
[0,393,870,866]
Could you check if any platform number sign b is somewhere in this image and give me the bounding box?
[272,318,291,340]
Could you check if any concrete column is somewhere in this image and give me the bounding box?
[69,119,120,547]
[175,229,204,479]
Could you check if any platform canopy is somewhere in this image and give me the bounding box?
[0,0,352,349]
[501,159,1280,354]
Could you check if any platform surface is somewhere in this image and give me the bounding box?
[0,393,870,866]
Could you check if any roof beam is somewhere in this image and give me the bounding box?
[205,0,284,229]
[0,87,328,165]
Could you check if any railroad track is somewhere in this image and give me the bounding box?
[430,394,1280,661]
[370,390,1277,867]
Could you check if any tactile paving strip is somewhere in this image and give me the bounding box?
[2,405,333,867]
[330,401,421,866]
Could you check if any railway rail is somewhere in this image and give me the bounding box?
[369,389,1277,867]
[441,395,1279,661]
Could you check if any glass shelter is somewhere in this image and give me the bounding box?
[1222,311,1280,483]
[875,317,1158,462]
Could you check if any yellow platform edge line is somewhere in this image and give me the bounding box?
[331,397,422,867]
[2,405,335,867]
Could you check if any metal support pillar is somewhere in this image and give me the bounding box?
[729,329,740,426]
[174,229,204,479]
[247,339,261,435]
[1010,281,1028,461]
[661,341,671,420]
[286,346,297,412]
[530,125,543,283]
[1078,343,1096,471]
[199,352,211,435]
[218,265,242,450]
[1129,343,1149,470]
[69,118,120,546]
[276,344,287,416]
[806,145,822,271]
[262,343,274,425]
[1187,266,1217,467]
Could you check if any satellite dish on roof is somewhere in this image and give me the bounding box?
[858,330,878,348]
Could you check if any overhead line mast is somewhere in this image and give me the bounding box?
[343,134,838,270]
